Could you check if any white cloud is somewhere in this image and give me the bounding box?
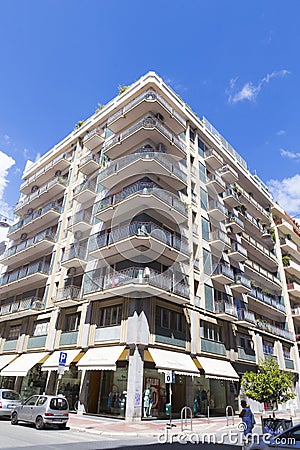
[277,130,286,136]
[280,149,300,160]
[0,150,15,241]
[227,70,290,104]
[268,174,300,217]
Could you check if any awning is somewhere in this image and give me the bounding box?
[196,356,239,381]
[41,349,82,371]
[148,348,200,376]
[0,354,19,371]
[77,346,125,371]
[0,352,49,377]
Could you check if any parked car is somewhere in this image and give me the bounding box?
[11,394,69,430]
[0,389,22,417]
[248,423,300,449]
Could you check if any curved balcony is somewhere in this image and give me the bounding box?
[0,261,50,295]
[52,285,82,307]
[15,177,67,216]
[98,151,187,191]
[222,188,240,208]
[206,173,226,194]
[107,89,186,134]
[287,282,300,299]
[83,127,105,151]
[204,148,223,170]
[7,203,62,240]
[73,179,97,205]
[211,264,234,284]
[78,153,101,176]
[95,182,187,224]
[210,230,231,253]
[225,215,244,234]
[103,114,186,159]
[231,274,251,293]
[0,229,55,268]
[20,153,70,195]
[83,266,189,304]
[61,245,88,270]
[89,221,189,264]
[218,165,238,184]
[208,200,227,222]
[0,296,44,322]
[67,210,93,234]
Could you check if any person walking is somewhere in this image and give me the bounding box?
[239,400,255,443]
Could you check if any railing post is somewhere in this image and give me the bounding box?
[226,405,235,426]
[181,406,193,432]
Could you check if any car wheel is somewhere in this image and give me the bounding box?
[58,423,67,429]
[11,412,18,425]
[35,416,44,430]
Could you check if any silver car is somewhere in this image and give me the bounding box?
[11,394,69,430]
[0,389,22,417]
[249,423,300,449]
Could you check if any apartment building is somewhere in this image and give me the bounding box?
[0,72,298,421]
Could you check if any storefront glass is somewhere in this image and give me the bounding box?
[143,369,166,418]
[56,364,81,410]
[0,376,15,390]
[20,364,48,399]
[193,376,227,415]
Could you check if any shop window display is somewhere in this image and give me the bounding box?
[143,369,166,417]
[57,365,81,410]
[20,364,48,399]
[99,368,128,416]
[193,378,227,416]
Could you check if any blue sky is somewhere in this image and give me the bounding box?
[0,0,300,230]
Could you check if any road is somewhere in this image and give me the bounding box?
[0,418,243,449]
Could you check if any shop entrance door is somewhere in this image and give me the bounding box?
[172,377,186,414]
[87,371,101,414]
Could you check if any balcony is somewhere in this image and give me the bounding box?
[89,221,189,264]
[237,347,256,362]
[275,217,294,236]
[107,89,186,134]
[78,153,101,176]
[73,179,97,205]
[292,307,300,317]
[256,320,294,341]
[284,259,300,277]
[0,297,44,322]
[241,232,277,266]
[52,285,82,307]
[236,309,256,327]
[245,259,281,289]
[247,287,285,316]
[225,215,244,233]
[207,200,227,222]
[98,151,187,191]
[211,264,234,284]
[61,245,87,270]
[7,203,62,240]
[204,148,224,170]
[15,177,67,216]
[287,282,300,299]
[215,301,238,320]
[206,173,226,194]
[280,237,298,255]
[67,210,92,234]
[222,188,240,208]
[231,274,251,293]
[218,165,238,184]
[210,230,231,252]
[228,242,248,262]
[83,266,189,305]
[103,114,186,160]
[95,182,187,224]
[0,229,55,268]
[0,261,50,295]
[83,127,105,150]
[20,153,70,195]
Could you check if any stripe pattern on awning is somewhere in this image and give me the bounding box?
[148,348,200,376]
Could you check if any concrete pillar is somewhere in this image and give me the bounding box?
[125,344,144,422]
[46,308,60,350]
[77,369,88,415]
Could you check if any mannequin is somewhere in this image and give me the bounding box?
[143,388,151,417]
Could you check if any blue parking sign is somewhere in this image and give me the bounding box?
[59,351,67,366]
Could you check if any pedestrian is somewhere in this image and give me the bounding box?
[239,400,256,443]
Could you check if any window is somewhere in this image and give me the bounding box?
[200,321,222,342]
[189,128,195,143]
[198,138,205,158]
[156,307,185,333]
[203,249,212,275]
[263,340,274,355]
[283,346,291,359]
[200,188,208,210]
[64,313,80,332]
[7,325,21,341]
[204,284,214,312]
[201,217,210,241]
[50,397,68,410]
[24,395,39,406]
[238,334,253,350]
[33,320,50,337]
[98,305,122,327]
[199,162,206,183]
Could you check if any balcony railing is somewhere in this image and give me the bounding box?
[15,177,67,211]
[233,183,271,219]
[70,210,92,226]
[231,242,247,257]
[237,309,256,324]
[256,320,293,340]
[79,153,101,168]
[223,188,240,202]
[8,202,62,235]
[54,285,81,302]
[212,264,234,280]
[89,221,189,255]
[242,232,277,261]
[249,287,285,312]
[206,173,226,189]
[103,114,186,154]
[245,259,281,285]
[210,230,231,246]
[107,89,186,128]
[0,229,55,261]
[226,215,244,229]
[98,151,187,184]
[83,266,189,299]
[73,178,97,196]
[95,182,187,217]
[215,301,238,317]
[0,296,43,316]
[0,261,50,286]
[234,274,251,289]
[208,201,228,216]
[62,246,87,263]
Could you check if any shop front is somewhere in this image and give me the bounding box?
[0,352,49,398]
[194,356,239,416]
[0,354,19,390]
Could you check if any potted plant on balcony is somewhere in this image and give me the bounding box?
[282,255,291,267]
[241,358,295,435]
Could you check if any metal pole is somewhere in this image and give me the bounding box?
[55,374,62,395]
[169,382,172,428]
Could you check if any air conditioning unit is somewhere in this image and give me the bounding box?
[67,267,77,277]
[31,185,39,193]
[55,170,62,177]
[156,112,164,122]
[74,230,82,240]
[20,233,28,241]
[31,301,44,311]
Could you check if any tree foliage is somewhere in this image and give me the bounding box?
[241,359,295,413]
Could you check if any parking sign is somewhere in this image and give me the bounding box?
[59,351,67,366]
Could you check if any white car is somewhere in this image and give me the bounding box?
[249,423,300,449]
[11,394,69,430]
[0,389,22,417]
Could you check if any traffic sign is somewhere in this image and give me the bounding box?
[165,370,173,384]
[57,366,65,375]
[59,351,67,366]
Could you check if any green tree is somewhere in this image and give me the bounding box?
[241,358,295,418]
